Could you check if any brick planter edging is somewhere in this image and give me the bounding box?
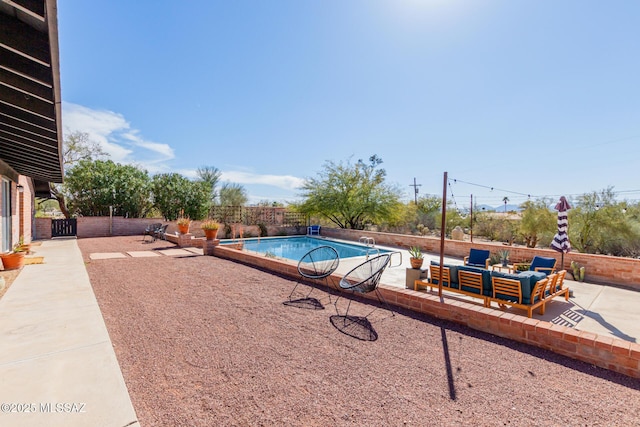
[211,246,640,379]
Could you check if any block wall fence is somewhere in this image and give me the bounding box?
[34,217,299,240]
[34,218,640,290]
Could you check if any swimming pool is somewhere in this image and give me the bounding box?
[224,236,389,261]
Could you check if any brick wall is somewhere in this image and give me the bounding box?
[34,217,51,240]
[35,217,302,241]
[211,245,640,379]
[322,228,640,291]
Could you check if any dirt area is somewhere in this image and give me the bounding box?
[78,236,640,427]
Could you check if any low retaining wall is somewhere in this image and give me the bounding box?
[321,228,640,291]
[211,245,640,379]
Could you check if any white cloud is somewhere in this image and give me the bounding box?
[220,171,305,191]
[62,102,174,171]
[181,168,305,191]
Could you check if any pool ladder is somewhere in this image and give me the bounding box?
[359,236,379,259]
[358,237,403,267]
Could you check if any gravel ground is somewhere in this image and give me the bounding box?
[78,236,640,427]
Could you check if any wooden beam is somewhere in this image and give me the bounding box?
[0,67,53,101]
[0,84,55,119]
[3,0,46,20]
[0,107,57,137]
[0,46,52,85]
[0,138,60,168]
[0,157,19,182]
[0,102,56,131]
[0,125,58,151]
[0,13,50,65]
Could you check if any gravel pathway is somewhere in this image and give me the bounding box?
[79,236,640,426]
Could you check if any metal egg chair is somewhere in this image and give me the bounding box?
[335,253,394,320]
[287,245,340,304]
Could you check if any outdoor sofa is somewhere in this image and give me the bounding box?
[415,260,568,317]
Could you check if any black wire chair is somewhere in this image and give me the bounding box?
[287,246,340,305]
[142,223,162,242]
[153,224,169,241]
[335,253,394,320]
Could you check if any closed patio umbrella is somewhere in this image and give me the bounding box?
[551,196,571,270]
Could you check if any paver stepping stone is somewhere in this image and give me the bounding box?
[127,251,161,258]
[90,252,127,260]
[157,249,194,256]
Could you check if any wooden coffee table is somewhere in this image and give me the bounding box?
[491,264,515,274]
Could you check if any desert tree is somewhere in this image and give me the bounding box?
[296,155,402,230]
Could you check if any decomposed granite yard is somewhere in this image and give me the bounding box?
[78,236,640,427]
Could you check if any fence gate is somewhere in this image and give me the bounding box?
[51,219,77,237]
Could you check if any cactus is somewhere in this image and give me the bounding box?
[571,261,586,282]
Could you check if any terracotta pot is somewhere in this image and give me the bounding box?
[0,252,26,270]
[203,228,219,240]
[177,224,190,234]
[410,257,424,269]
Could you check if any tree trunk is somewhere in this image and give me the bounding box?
[50,183,71,219]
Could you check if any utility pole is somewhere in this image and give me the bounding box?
[409,177,422,204]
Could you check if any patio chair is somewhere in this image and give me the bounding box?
[463,248,490,268]
[336,253,393,319]
[546,270,570,301]
[153,224,169,241]
[142,223,162,242]
[307,225,321,236]
[489,275,548,318]
[287,245,340,304]
[513,256,557,275]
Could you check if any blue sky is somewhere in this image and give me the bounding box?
[58,0,640,208]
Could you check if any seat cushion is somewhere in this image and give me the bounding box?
[517,271,547,303]
[430,260,459,286]
[467,249,490,267]
[530,256,556,271]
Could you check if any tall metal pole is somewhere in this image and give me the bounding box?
[438,172,447,298]
[470,194,473,243]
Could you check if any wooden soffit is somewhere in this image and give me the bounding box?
[0,0,63,183]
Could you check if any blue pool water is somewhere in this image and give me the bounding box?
[224,236,388,261]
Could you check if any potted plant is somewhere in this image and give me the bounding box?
[16,236,31,254]
[498,250,510,267]
[408,246,424,269]
[0,244,27,270]
[201,220,220,240]
[176,216,191,234]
